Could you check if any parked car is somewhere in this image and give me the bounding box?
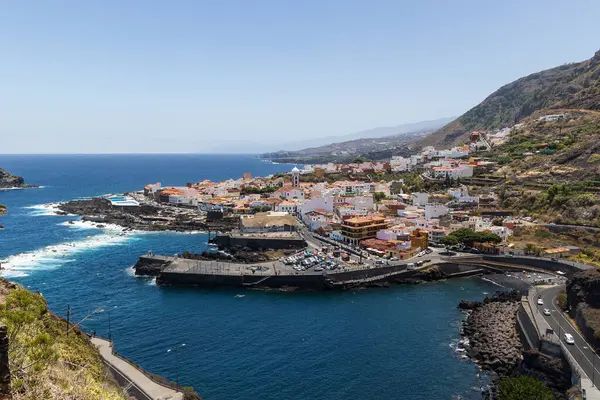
[564,333,575,345]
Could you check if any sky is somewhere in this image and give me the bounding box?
[1,0,600,154]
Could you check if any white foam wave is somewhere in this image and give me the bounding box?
[147,277,157,286]
[1,230,134,277]
[0,186,45,191]
[24,203,64,216]
[58,220,126,232]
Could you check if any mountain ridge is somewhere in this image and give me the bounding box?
[419,49,600,149]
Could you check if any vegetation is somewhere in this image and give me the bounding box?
[441,228,502,247]
[372,192,386,202]
[0,283,126,400]
[250,205,273,213]
[557,290,568,310]
[240,186,277,195]
[497,375,554,400]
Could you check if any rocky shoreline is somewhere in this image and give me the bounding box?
[57,197,239,232]
[457,290,573,399]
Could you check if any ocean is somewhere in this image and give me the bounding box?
[0,154,495,400]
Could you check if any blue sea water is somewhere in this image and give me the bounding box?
[0,154,494,400]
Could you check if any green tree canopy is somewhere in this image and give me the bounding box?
[497,375,553,400]
[373,192,387,203]
[445,228,502,247]
[439,236,459,247]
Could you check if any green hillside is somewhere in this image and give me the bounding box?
[420,49,600,149]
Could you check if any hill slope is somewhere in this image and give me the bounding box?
[420,49,600,149]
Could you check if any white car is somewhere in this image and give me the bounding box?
[543,309,551,316]
[537,298,544,305]
[564,333,575,345]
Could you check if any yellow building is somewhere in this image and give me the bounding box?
[341,215,388,245]
[409,229,429,251]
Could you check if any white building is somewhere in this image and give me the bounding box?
[412,192,429,207]
[429,164,473,179]
[390,156,410,172]
[301,195,334,215]
[489,226,513,241]
[425,203,449,221]
[273,186,305,200]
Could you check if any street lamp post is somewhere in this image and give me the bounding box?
[167,343,186,388]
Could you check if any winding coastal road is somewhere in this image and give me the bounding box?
[536,285,600,387]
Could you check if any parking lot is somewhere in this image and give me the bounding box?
[281,247,352,272]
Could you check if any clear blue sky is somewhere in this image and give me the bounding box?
[2,0,600,153]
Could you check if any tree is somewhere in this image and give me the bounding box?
[373,192,386,203]
[439,236,459,247]
[497,375,553,400]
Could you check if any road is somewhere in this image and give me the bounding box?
[537,285,600,386]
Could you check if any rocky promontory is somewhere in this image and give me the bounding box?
[57,197,239,232]
[0,168,36,189]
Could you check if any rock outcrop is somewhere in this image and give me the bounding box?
[133,257,172,276]
[566,268,600,349]
[0,168,28,189]
[58,198,239,232]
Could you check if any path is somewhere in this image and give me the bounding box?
[92,337,183,400]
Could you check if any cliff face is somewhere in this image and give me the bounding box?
[566,269,600,348]
[0,169,25,189]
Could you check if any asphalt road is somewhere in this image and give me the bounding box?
[537,285,600,385]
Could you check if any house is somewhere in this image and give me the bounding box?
[425,203,449,221]
[412,192,429,207]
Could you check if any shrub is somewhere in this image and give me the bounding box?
[497,375,553,400]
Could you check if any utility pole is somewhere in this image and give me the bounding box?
[66,305,71,337]
[167,343,186,388]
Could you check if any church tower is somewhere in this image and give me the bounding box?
[292,166,300,187]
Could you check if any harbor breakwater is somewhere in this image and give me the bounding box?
[134,255,484,290]
[134,254,592,291]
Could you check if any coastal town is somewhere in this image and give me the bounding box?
[114,128,573,262]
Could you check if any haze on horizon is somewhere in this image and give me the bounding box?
[2,0,600,154]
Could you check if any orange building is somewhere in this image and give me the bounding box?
[341,215,388,245]
[409,229,429,251]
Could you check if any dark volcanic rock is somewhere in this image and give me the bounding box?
[0,168,34,188]
[133,257,171,276]
[567,268,600,310]
[57,197,239,232]
[460,291,522,376]
[520,349,572,394]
